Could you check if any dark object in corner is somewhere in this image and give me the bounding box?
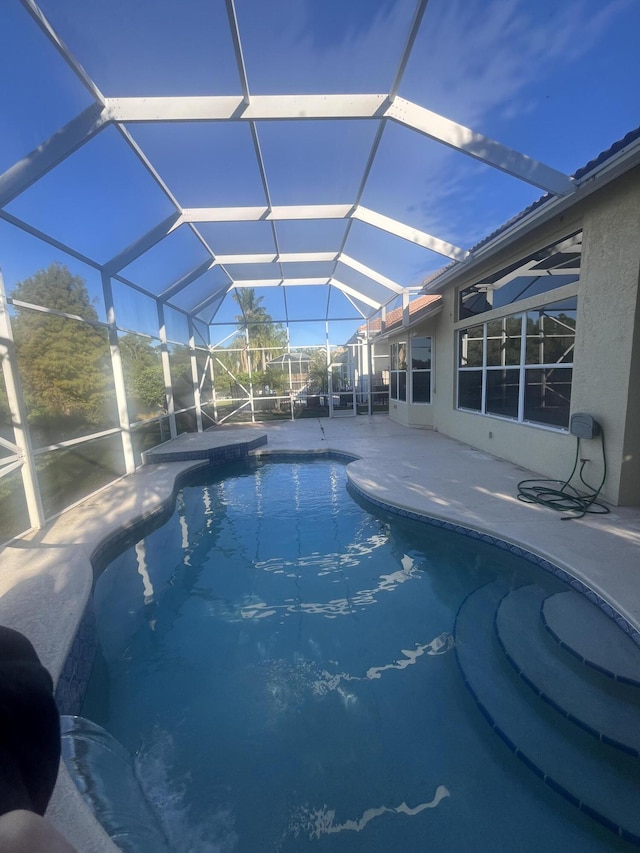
[0,626,61,817]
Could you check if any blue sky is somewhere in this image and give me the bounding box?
[1,0,639,347]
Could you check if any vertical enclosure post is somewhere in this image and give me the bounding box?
[157,301,177,439]
[0,270,45,528]
[102,272,136,473]
[188,317,203,433]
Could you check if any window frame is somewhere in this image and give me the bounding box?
[390,340,407,402]
[410,335,432,405]
[457,297,577,430]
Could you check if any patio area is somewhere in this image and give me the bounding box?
[1,415,639,850]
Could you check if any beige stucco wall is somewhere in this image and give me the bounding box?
[570,169,640,504]
[432,277,576,491]
[393,165,640,506]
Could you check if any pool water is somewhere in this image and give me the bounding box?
[82,460,630,852]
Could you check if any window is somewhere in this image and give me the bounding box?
[457,297,576,428]
[459,232,581,320]
[390,340,407,401]
[411,336,432,403]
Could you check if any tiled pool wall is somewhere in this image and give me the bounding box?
[55,601,98,715]
[141,434,267,465]
[56,450,640,717]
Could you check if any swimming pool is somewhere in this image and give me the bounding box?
[79,458,639,851]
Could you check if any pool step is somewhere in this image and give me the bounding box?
[496,585,640,756]
[455,582,640,845]
[542,590,640,687]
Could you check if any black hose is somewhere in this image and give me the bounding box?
[516,430,609,521]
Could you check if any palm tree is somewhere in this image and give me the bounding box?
[233,289,286,372]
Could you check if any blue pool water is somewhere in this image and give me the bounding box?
[81,460,634,851]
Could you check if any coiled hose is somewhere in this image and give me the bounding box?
[516,430,609,521]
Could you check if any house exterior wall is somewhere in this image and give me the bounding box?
[571,169,640,505]
[388,165,640,506]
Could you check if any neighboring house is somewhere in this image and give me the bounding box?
[383,129,640,507]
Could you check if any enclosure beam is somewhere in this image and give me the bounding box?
[182,204,353,222]
[353,207,469,260]
[105,94,389,122]
[106,94,573,196]
[233,278,330,288]
[214,252,338,265]
[158,259,216,302]
[339,255,404,294]
[330,279,382,310]
[190,284,232,317]
[182,204,467,259]
[387,98,573,195]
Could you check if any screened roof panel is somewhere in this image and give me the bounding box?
[166,266,231,315]
[257,120,379,206]
[119,225,211,295]
[197,222,277,257]
[126,122,268,208]
[164,304,190,345]
[235,0,418,95]
[112,280,161,338]
[274,220,348,255]
[399,0,640,173]
[360,122,541,250]
[223,262,285,282]
[344,221,442,287]
[191,318,210,348]
[36,0,240,97]
[0,4,94,174]
[5,126,176,263]
[2,0,637,346]
[283,286,332,322]
[280,261,336,280]
[202,298,230,330]
[0,218,107,319]
[327,286,369,320]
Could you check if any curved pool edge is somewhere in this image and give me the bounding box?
[2,417,639,850]
[344,464,640,648]
[0,458,209,853]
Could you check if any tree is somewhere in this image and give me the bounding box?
[10,263,114,435]
[233,289,286,372]
[118,334,166,416]
[307,349,329,393]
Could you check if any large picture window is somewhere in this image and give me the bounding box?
[458,297,576,428]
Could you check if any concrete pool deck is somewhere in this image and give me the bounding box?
[1,415,639,850]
